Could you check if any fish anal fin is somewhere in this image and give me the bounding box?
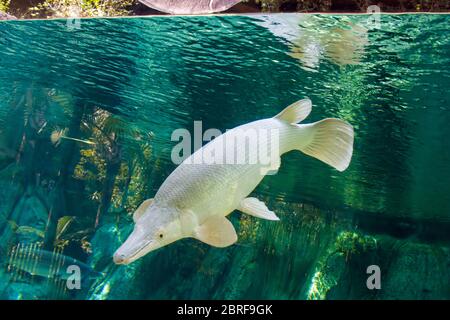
[238,197,280,221]
[194,216,237,247]
[132,198,154,222]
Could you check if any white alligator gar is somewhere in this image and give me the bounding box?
[114,99,354,264]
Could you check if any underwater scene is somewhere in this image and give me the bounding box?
[0,13,449,300]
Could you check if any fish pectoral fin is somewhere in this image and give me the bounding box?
[193,216,237,248]
[132,198,154,223]
[238,198,280,221]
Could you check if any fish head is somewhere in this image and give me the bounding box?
[113,205,183,265]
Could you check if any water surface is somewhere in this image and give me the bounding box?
[0,14,449,300]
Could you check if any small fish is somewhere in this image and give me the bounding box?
[50,129,95,146]
[8,245,103,281]
[139,0,242,14]
[114,99,353,264]
[15,226,45,239]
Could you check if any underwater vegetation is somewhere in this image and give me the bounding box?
[0,14,449,300]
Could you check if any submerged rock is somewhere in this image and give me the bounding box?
[380,242,450,299]
[306,232,450,300]
[307,231,378,300]
[139,0,242,14]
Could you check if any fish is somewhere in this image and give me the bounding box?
[15,226,45,239]
[4,221,45,239]
[50,128,95,146]
[8,244,103,281]
[139,0,243,15]
[114,99,353,264]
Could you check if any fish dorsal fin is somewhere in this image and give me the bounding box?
[238,197,280,221]
[193,216,237,247]
[275,99,312,124]
[132,198,154,223]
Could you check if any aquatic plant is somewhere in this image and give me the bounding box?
[335,231,377,257]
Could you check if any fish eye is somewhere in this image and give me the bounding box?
[159,233,164,239]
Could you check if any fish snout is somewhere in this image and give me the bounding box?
[113,252,127,265]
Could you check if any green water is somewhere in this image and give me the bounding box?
[0,14,449,300]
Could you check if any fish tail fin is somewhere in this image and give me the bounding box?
[294,118,354,172]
